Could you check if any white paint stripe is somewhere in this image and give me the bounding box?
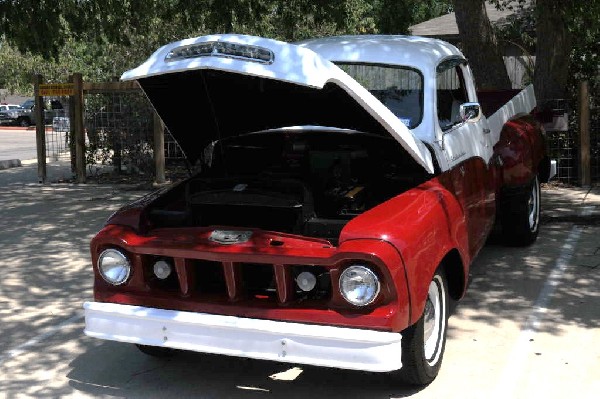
[0,312,84,365]
[493,226,582,398]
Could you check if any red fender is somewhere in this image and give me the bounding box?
[494,114,547,189]
[340,178,470,328]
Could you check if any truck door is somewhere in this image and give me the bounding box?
[436,59,495,258]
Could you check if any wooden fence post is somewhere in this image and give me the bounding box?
[579,80,591,187]
[72,73,86,183]
[153,111,166,185]
[33,74,46,183]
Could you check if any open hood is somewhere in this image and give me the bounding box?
[121,34,434,173]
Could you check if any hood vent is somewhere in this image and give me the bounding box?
[165,41,275,64]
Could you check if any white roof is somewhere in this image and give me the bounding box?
[297,35,465,72]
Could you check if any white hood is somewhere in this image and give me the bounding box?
[122,34,434,173]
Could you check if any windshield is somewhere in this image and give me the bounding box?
[336,63,423,129]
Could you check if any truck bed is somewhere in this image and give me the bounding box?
[477,85,537,137]
[477,89,522,118]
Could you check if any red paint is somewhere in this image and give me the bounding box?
[90,115,547,335]
[339,176,472,323]
[494,114,546,188]
[92,227,410,331]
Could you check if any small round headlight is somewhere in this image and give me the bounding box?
[296,271,317,292]
[339,265,380,306]
[98,249,131,285]
[153,260,172,280]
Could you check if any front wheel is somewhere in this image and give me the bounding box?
[396,269,449,385]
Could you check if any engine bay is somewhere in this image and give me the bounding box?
[148,129,429,243]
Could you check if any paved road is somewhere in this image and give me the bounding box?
[0,128,36,162]
[0,170,598,398]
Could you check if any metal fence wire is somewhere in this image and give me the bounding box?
[547,130,577,183]
[50,79,597,185]
[85,91,153,175]
[44,96,70,161]
[84,90,185,178]
[546,108,600,185]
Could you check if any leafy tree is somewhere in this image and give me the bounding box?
[453,0,512,89]
[457,0,600,102]
[0,0,454,95]
[531,0,572,102]
[492,0,575,101]
[0,6,191,94]
[0,1,368,90]
[378,0,453,34]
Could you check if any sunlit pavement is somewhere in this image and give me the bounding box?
[1,163,598,398]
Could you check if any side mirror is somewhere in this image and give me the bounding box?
[459,102,481,123]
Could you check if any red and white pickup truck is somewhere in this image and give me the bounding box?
[83,34,553,385]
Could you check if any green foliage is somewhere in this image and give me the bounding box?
[491,0,599,104]
[0,39,85,95]
[566,1,600,84]
[377,0,452,34]
[0,0,456,95]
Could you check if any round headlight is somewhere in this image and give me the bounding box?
[296,271,317,292]
[153,260,172,280]
[339,265,380,306]
[98,249,131,285]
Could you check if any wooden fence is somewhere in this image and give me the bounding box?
[33,74,168,184]
[32,74,598,186]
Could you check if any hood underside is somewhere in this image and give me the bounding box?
[124,34,434,173]
[140,70,394,164]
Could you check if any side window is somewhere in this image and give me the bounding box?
[436,59,468,130]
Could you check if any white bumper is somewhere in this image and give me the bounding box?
[83,301,403,372]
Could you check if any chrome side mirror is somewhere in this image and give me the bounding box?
[460,102,481,123]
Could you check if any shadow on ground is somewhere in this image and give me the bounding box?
[1,178,598,398]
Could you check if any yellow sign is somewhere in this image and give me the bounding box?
[38,83,75,97]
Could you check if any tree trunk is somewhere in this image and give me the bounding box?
[453,0,512,90]
[533,0,572,104]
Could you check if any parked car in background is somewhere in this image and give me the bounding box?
[20,99,34,110]
[0,103,21,112]
[84,34,553,386]
[0,98,65,126]
[0,103,24,125]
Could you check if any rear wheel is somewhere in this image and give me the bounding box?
[397,269,448,385]
[501,175,540,246]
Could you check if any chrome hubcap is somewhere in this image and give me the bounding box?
[528,177,539,231]
[423,298,435,344]
[423,277,444,364]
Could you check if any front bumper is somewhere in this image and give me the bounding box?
[83,301,403,372]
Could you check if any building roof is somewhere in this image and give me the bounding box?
[409,1,529,42]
